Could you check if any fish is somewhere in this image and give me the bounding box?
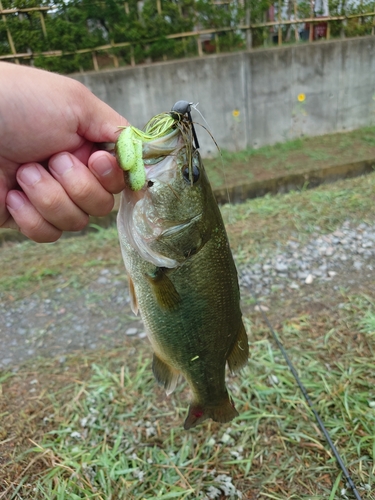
[116,107,249,429]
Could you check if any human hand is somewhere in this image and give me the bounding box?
[0,62,127,242]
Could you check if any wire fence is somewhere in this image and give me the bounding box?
[1,1,375,73]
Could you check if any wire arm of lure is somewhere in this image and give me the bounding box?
[171,100,200,150]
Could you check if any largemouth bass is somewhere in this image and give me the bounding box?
[116,105,248,429]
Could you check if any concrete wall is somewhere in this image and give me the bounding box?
[72,36,375,156]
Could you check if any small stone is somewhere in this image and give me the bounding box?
[305,274,314,284]
[126,327,138,336]
[275,262,288,273]
[328,271,337,277]
[333,230,344,237]
[220,433,231,443]
[297,271,308,280]
[269,374,279,384]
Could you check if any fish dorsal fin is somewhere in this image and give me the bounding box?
[227,322,249,373]
[152,354,180,395]
[146,268,181,311]
[127,274,139,316]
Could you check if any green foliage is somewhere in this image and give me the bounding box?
[1,0,375,73]
[328,0,375,38]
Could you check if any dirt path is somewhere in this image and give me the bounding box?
[0,268,143,369]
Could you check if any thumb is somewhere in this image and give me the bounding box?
[75,82,129,144]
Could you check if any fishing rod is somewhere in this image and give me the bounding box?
[252,292,363,500]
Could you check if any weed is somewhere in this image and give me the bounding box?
[2,292,375,498]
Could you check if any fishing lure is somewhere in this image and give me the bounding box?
[116,101,199,191]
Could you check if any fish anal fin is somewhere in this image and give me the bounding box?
[152,354,179,395]
[146,268,181,311]
[127,274,139,316]
[184,394,239,430]
[227,322,249,373]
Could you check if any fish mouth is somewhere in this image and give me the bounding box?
[117,123,197,268]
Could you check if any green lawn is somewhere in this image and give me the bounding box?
[1,171,375,499]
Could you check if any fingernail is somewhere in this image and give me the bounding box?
[91,156,113,177]
[19,165,41,186]
[7,191,25,211]
[50,154,73,175]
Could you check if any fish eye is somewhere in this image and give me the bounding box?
[182,156,200,184]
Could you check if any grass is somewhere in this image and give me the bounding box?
[0,225,123,301]
[221,171,375,265]
[204,125,375,190]
[2,159,375,498]
[2,171,375,301]
[1,292,375,498]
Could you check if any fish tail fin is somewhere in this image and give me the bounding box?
[183,394,239,430]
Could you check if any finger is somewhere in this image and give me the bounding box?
[6,191,63,243]
[16,162,89,231]
[76,83,129,143]
[89,151,126,194]
[49,153,115,216]
[0,166,18,228]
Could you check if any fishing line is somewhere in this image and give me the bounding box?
[251,291,363,500]
[191,104,232,208]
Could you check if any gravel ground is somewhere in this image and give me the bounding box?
[239,220,375,297]
[1,219,375,370]
[0,269,145,370]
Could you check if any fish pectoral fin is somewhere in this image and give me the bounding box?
[127,275,139,316]
[152,354,180,395]
[227,322,249,373]
[146,268,181,311]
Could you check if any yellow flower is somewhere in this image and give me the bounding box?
[297,93,306,102]
[232,109,240,118]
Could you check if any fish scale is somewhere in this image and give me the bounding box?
[117,108,249,429]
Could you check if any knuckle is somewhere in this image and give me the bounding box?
[91,196,114,217]
[72,182,93,205]
[39,189,65,213]
[25,218,62,243]
[70,213,89,232]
